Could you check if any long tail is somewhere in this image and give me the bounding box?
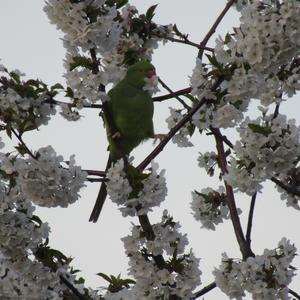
[89,156,113,222]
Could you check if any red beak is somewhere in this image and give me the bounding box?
[147,69,156,78]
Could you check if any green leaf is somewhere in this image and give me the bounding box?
[51,83,64,90]
[31,215,43,227]
[248,123,272,137]
[183,93,197,104]
[123,49,139,65]
[187,122,195,137]
[97,272,113,283]
[116,0,128,9]
[205,54,221,69]
[6,124,12,139]
[173,24,186,39]
[15,143,29,156]
[121,278,135,285]
[66,87,74,98]
[69,56,94,71]
[224,33,232,44]
[106,0,128,9]
[9,71,21,83]
[146,4,158,21]
[131,17,145,33]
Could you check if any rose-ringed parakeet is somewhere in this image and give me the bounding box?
[89,60,156,222]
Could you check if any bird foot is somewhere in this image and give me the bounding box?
[152,133,167,145]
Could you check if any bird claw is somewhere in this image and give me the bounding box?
[152,133,167,145]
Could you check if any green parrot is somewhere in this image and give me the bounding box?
[89,60,156,222]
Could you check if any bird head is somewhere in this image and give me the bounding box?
[125,60,156,89]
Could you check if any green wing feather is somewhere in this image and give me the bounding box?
[108,81,154,159]
[89,60,155,222]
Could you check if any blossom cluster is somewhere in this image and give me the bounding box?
[119,211,201,299]
[191,0,300,130]
[0,180,64,299]
[0,144,88,298]
[197,151,218,176]
[0,67,56,131]
[106,160,167,217]
[225,114,300,197]
[166,107,194,147]
[191,187,233,230]
[275,167,300,210]
[44,0,171,116]
[11,146,87,208]
[213,238,297,299]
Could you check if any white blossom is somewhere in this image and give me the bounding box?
[59,103,81,121]
[106,159,132,209]
[106,160,167,217]
[215,0,300,109]
[197,151,218,176]
[122,211,201,299]
[166,107,193,147]
[191,187,234,230]
[0,87,56,129]
[213,238,297,299]
[16,146,87,207]
[226,114,300,195]
[0,137,4,149]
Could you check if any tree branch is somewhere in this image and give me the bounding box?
[60,275,90,300]
[153,87,192,102]
[47,86,193,109]
[46,98,102,109]
[138,79,222,171]
[158,78,190,109]
[209,126,234,149]
[271,176,300,197]
[138,96,207,171]
[246,193,257,249]
[84,169,106,177]
[155,34,214,52]
[289,288,300,300]
[198,0,237,59]
[191,282,216,299]
[11,128,38,159]
[213,128,254,259]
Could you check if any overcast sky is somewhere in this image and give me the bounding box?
[0,1,299,299]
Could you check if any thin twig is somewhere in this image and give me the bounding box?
[209,126,234,148]
[158,78,190,109]
[138,214,168,270]
[213,128,254,259]
[138,79,222,171]
[153,87,192,102]
[156,34,214,52]
[289,288,300,300]
[246,193,257,249]
[48,87,193,109]
[60,275,90,300]
[273,102,280,119]
[138,97,206,171]
[86,177,105,183]
[271,177,300,197]
[11,128,37,159]
[84,169,106,177]
[198,0,237,59]
[191,282,217,299]
[46,98,102,109]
